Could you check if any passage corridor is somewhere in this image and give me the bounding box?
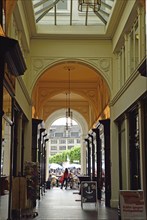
[33,187,118,220]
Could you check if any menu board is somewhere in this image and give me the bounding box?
[81,181,97,208]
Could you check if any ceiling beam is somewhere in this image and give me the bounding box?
[33,0,49,9]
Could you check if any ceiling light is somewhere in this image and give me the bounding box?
[64,66,74,132]
[78,0,101,12]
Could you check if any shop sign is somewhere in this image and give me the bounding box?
[81,181,97,209]
[120,190,146,220]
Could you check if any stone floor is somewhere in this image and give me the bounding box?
[0,187,119,220]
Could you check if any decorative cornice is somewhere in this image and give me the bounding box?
[110,70,139,106]
[17,76,32,105]
[31,57,112,90]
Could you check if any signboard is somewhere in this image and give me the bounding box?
[120,190,146,220]
[81,181,97,209]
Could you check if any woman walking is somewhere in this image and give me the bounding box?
[61,168,69,189]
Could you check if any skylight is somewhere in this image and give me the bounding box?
[32,0,115,26]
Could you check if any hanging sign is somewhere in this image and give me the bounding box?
[120,190,146,220]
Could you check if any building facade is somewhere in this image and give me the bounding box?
[49,124,81,156]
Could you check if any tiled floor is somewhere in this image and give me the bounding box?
[0,187,118,220]
[34,187,118,220]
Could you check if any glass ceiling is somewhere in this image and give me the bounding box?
[32,0,115,26]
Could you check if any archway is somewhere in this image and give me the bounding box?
[32,60,111,129]
[31,59,111,200]
[45,109,88,177]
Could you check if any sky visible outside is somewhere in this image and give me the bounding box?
[52,117,77,125]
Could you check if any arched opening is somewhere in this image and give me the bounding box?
[31,60,111,205]
[48,117,81,185]
[31,60,111,127]
[45,109,88,177]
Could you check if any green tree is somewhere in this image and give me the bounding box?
[68,146,81,163]
[49,146,81,164]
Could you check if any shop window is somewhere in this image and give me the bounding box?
[129,107,141,190]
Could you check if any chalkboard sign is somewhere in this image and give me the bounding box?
[81,181,97,209]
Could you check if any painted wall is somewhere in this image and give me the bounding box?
[15,78,32,161]
[28,39,113,94]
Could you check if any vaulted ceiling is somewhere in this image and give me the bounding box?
[32,61,110,128]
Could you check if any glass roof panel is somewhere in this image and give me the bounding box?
[32,0,115,26]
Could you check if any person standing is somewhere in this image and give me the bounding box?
[61,168,69,189]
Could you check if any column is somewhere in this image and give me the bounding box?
[124,34,129,80]
[81,135,87,175]
[110,118,119,208]
[32,119,42,162]
[138,7,146,61]
[89,134,95,180]
[85,138,91,177]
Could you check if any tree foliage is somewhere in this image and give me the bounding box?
[49,145,81,164]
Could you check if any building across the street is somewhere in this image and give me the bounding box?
[49,125,81,156]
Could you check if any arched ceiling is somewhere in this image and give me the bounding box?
[32,61,110,129]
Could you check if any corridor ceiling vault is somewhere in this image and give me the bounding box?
[32,61,110,129]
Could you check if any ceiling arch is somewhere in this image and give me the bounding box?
[45,109,88,138]
[30,58,111,92]
[32,60,110,129]
[37,87,99,119]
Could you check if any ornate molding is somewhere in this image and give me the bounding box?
[31,56,112,89]
[37,86,99,113]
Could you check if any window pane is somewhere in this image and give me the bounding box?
[55,133,63,137]
[59,146,66,150]
[57,0,67,10]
